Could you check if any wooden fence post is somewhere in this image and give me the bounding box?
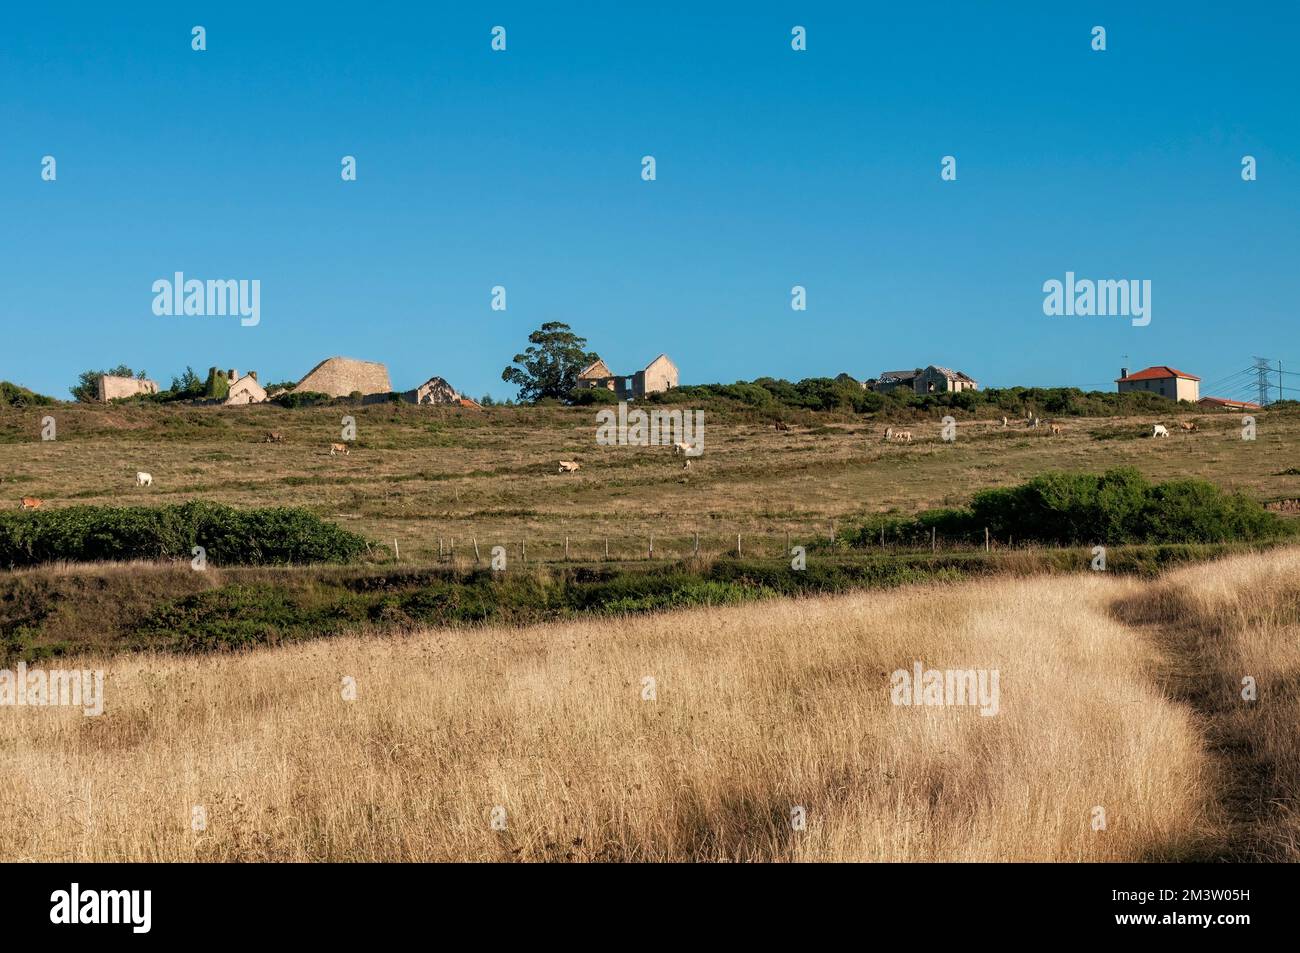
[473,537,481,563]
[649,535,654,559]
[984,527,989,552]
[394,538,400,561]
[931,526,936,553]
[605,537,610,560]
[694,532,699,557]
[737,533,742,557]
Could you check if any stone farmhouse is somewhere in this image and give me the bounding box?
[1115,365,1200,402]
[578,354,679,400]
[866,365,979,395]
[97,374,159,401]
[293,356,392,398]
[225,371,267,406]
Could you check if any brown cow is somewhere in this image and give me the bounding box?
[1179,421,1197,432]
[19,497,43,510]
[329,442,350,455]
[264,431,285,443]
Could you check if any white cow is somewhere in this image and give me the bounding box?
[672,442,695,455]
[136,471,153,487]
[1152,424,1170,438]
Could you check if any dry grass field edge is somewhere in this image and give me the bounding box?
[7,549,1297,861]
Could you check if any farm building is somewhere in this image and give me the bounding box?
[1198,396,1260,410]
[225,371,267,405]
[578,354,679,400]
[867,365,978,395]
[97,374,159,401]
[293,356,392,397]
[1115,366,1200,402]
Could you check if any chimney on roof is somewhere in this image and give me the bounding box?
[1121,367,1128,379]
[229,369,238,381]
[249,371,257,381]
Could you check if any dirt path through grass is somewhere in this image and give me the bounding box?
[1111,554,1300,861]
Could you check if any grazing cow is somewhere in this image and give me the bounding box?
[884,427,894,442]
[672,442,695,455]
[773,421,790,432]
[558,460,581,473]
[892,430,912,443]
[1152,424,1170,438]
[1049,423,1062,436]
[135,472,153,487]
[330,442,350,456]
[19,497,43,510]
[264,431,284,443]
[1179,421,1197,432]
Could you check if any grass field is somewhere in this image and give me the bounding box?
[2,400,1297,862]
[1,400,1297,564]
[4,548,1296,862]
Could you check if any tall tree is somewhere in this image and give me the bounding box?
[501,322,599,403]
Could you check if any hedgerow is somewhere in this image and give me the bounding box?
[845,468,1291,547]
[0,501,368,568]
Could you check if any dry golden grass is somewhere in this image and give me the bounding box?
[5,557,1262,862]
[1113,549,1300,860]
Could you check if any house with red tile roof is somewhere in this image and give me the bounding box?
[1197,396,1260,410]
[1115,365,1200,402]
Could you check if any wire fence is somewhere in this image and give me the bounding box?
[375,526,1022,567]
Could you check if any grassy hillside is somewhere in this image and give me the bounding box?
[1,400,1296,566]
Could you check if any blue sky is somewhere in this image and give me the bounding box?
[3,1,1296,401]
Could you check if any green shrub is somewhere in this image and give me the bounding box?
[0,381,56,407]
[569,386,621,406]
[0,501,368,568]
[847,468,1291,547]
[272,390,331,408]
